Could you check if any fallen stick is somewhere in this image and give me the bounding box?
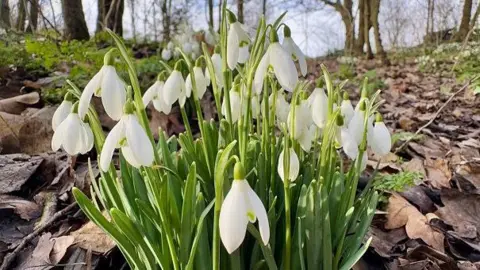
[394,78,477,154]
[0,202,77,270]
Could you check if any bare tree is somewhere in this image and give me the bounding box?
[128,0,136,41]
[319,0,355,54]
[237,0,244,23]
[0,0,10,28]
[16,0,26,31]
[161,0,171,42]
[61,0,89,40]
[97,0,124,35]
[26,0,38,32]
[456,0,473,40]
[208,0,214,28]
[370,0,387,63]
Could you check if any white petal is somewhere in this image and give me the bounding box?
[227,25,239,70]
[100,117,125,171]
[341,128,359,160]
[81,122,94,154]
[285,37,307,76]
[348,110,365,146]
[52,100,72,131]
[219,180,249,254]
[101,66,126,121]
[371,122,391,156]
[288,101,311,140]
[238,46,249,63]
[212,54,224,88]
[125,115,154,167]
[222,90,242,123]
[164,71,184,106]
[311,88,328,129]
[361,151,368,171]
[161,49,172,61]
[143,81,160,106]
[341,100,354,124]
[51,114,70,151]
[277,148,300,182]
[194,67,207,99]
[275,94,290,123]
[298,125,316,151]
[232,22,250,43]
[247,187,270,245]
[269,43,298,92]
[282,37,295,56]
[121,145,142,168]
[62,114,83,155]
[205,68,211,86]
[78,68,103,120]
[185,74,193,98]
[253,53,269,95]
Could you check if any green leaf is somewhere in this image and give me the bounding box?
[180,163,198,267]
[186,198,215,270]
[339,237,372,270]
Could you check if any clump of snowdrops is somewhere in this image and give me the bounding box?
[51,6,391,270]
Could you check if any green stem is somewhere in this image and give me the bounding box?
[180,106,194,142]
[212,193,222,270]
[283,182,292,270]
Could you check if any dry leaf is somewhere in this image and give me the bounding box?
[18,233,55,270]
[0,194,41,220]
[71,220,115,253]
[50,235,75,264]
[0,92,40,114]
[436,190,480,238]
[425,157,452,189]
[386,193,445,253]
[0,154,43,193]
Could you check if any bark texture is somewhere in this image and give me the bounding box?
[61,0,90,40]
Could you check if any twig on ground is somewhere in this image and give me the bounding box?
[394,78,478,154]
[0,202,78,270]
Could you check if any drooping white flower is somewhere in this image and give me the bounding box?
[288,99,312,141]
[192,42,200,56]
[167,41,174,50]
[369,120,391,156]
[282,26,307,76]
[220,163,270,254]
[163,70,187,107]
[183,42,193,54]
[339,127,359,160]
[205,29,217,46]
[162,49,172,61]
[238,46,250,63]
[341,98,354,124]
[100,113,154,171]
[52,109,93,156]
[348,108,366,146]
[52,95,73,131]
[221,89,242,123]
[277,147,300,182]
[143,80,172,114]
[185,66,207,99]
[78,65,126,121]
[227,18,250,69]
[206,53,224,88]
[271,93,290,123]
[310,88,328,129]
[254,36,298,94]
[298,125,316,151]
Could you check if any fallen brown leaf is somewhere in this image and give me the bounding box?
[71,220,115,253]
[386,193,445,253]
[0,154,43,193]
[50,235,75,264]
[425,157,452,189]
[0,195,41,220]
[0,92,40,114]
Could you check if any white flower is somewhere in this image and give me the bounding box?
[270,93,290,123]
[339,127,359,160]
[162,49,172,61]
[183,43,193,54]
[163,70,187,107]
[369,121,391,156]
[277,148,300,182]
[254,42,298,94]
[192,42,200,55]
[167,41,174,50]
[52,99,72,131]
[78,65,126,121]
[219,163,269,254]
[221,90,242,123]
[52,112,93,156]
[205,29,217,46]
[238,46,250,63]
[341,99,354,124]
[288,100,312,141]
[348,109,366,146]
[298,125,316,151]
[310,88,328,129]
[206,53,224,88]
[100,113,154,171]
[282,36,307,76]
[143,81,172,114]
[227,21,250,69]
[185,67,207,99]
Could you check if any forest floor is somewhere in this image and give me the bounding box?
[0,42,480,269]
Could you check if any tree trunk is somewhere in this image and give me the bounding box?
[16,0,26,31]
[262,0,266,17]
[364,0,373,59]
[355,0,365,55]
[330,0,355,55]
[161,0,170,42]
[96,0,104,33]
[370,0,388,64]
[237,0,244,23]
[470,1,480,29]
[97,0,124,36]
[208,0,214,28]
[0,0,10,28]
[61,0,89,40]
[456,0,473,41]
[26,0,38,32]
[128,0,136,42]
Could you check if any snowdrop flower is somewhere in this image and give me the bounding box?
[163,63,187,107]
[52,103,93,156]
[282,26,307,76]
[192,42,200,56]
[183,42,193,54]
[310,88,328,129]
[298,125,316,151]
[206,51,224,88]
[221,87,242,123]
[78,49,126,121]
[205,29,217,46]
[270,92,290,123]
[369,114,391,156]
[100,102,154,171]
[161,49,172,61]
[336,115,359,160]
[143,75,172,114]
[52,93,73,131]
[277,147,300,182]
[227,11,250,69]
[238,46,250,64]
[288,99,312,142]
[185,66,207,99]
[348,101,370,146]
[340,93,354,124]
[167,41,174,50]
[254,31,298,94]
[220,162,270,254]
